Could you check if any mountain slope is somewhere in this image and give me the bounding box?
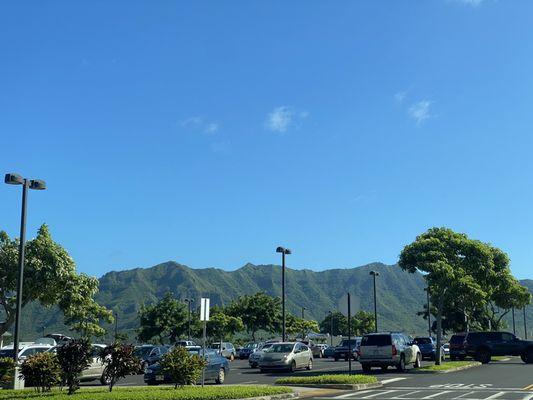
[15,262,533,342]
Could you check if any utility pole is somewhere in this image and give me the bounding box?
[347,293,352,374]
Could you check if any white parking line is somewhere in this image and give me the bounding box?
[452,391,478,399]
[483,392,506,400]
[522,394,533,400]
[420,391,453,399]
[361,390,399,398]
[382,378,408,384]
[393,391,423,399]
[333,391,374,399]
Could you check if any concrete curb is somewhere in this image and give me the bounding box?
[276,382,382,390]
[412,362,482,374]
[235,392,299,400]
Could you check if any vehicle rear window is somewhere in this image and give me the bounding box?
[340,340,357,346]
[414,338,432,345]
[361,335,392,346]
[450,334,466,344]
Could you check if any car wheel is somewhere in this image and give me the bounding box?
[362,363,371,373]
[459,355,466,361]
[260,368,266,373]
[381,366,388,372]
[450,355,457,361]
[215,368,225,384]
[524,348,533,364]
[146,380,159,386]
[307,359,313,370]
[290,360,297,372]
[334,356,339,362]
[396,355,406,372]
[414,353,421,368]
[476,348,491,364]
[250,362,258,368]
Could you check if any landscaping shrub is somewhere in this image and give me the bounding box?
[20,352,61,392]
[0,357,14,388]
[276,374,377,385]
[100,342,140,392]
[159,346,206,388]
[56,339,92,395]
[0,385,293,400]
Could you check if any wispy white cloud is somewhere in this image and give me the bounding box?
[180,117,219,134]
[449,0,484,6]
[408,100,433,125]
[266,106,308,133]
[394,91,407,103]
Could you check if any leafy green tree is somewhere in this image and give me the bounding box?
[137,292,187,344]
[319,311,347,336]
[20,352,61,392]
[226,292,281,341]
[207,307,244,348]
[0,225,113,338]
[286,315,319,339]
[100,342,140,392]
[0,357,15,388]
[351,311,375,336]
[160,346,207,389]
[56,338,92,395]
[319,311,374,336]
[399,227,531,365]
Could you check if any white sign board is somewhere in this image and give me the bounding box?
[200,298,210,321]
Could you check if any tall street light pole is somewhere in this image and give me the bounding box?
[524,306,528,340]
[425,287,431,336]
[369,271,379,333]
[328,311,333,347]
[512,307,516,335]
[114,312,118,341]
[301,307,306,340]
[276,246,291,342]
[184,298,194,340]
[5,173,46,367]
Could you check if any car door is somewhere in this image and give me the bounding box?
[496,333,522,356]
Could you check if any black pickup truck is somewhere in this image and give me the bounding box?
[463,331,533,364]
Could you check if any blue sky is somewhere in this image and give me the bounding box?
[2,1,533,279]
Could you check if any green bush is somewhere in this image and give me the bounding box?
[160,346,207,388]
[20,352,61,392]
[100,342,140,392]
[0,357,14,388]
[0,385,293,399]
[56,339,92,395]
[276,374,377,385]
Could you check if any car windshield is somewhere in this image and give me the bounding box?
[361,335,392,346]
[340,340,357,346]
[266,344,294,353]
[450,335,466,344]
[134,347,153,357]
[0,349,14,358]
[244,343,256,349]
[414,338,432,345]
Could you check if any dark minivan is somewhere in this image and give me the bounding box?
[449,333,467,361]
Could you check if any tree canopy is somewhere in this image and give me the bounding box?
[226,292,281,341]
[319,310,375,336]
[0,224,112,337]
[137,292,187,344]
[399,227,531,364]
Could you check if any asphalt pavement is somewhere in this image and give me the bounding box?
[82,356,533,400]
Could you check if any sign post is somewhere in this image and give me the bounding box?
[200,297,210,387]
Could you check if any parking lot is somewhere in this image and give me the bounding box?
[85,357,533,400]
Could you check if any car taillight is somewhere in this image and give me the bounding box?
[392,345,397,356]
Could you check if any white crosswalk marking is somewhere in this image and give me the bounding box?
[452,391,478,399]
[382,378,409,384]
[361,390,399,398]
[333,391,374,399]
[394,391,424,399]
[484,392,507,400]
[521,394,533,400]
[420,391,454,399]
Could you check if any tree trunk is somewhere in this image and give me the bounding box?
[435,294,444,366]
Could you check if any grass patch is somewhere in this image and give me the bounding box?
[418,361,480,372]
[491,356,510,361]
[0,385,293,400]
[276,374,378,385]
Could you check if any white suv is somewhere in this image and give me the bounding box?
[359,332,421,372]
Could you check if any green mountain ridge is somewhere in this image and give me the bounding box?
[15,261,533,342]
